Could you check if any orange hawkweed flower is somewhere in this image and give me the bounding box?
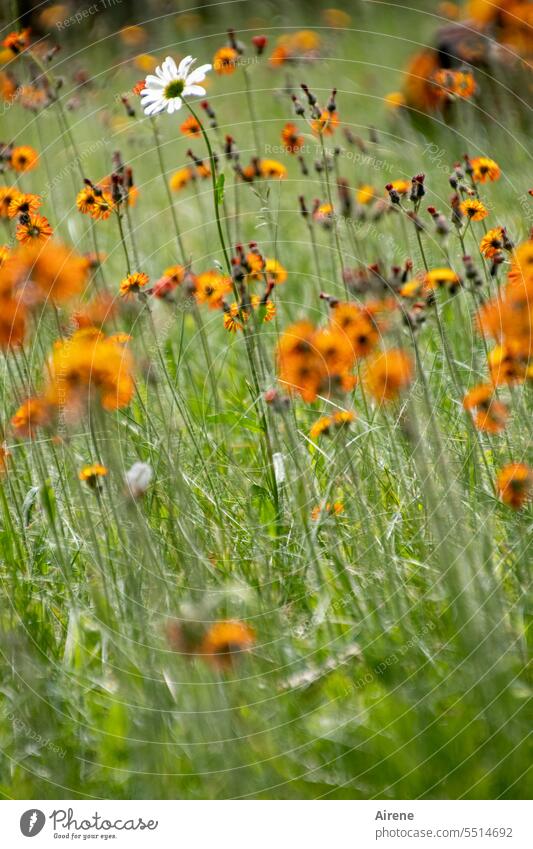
[0,443,10,473]
[384,91,406,109]
[14,240,90,304]
[313,202,334,228]
[277,319,358,402]
[72,293,117,329]
[17,83,49,111]
[10,145,39,172]
[119,272,149,298]
[0,245,10,267]
[311,500,344,520]
[460,198,488,221]
[46,328,135,413]
[180,115,201,137]
[249,294,276,322]
[76,186,114,220]
[314,327,354,374]
[152,264,187,299]
[496,463,533,510]
[311,109,339,136]
[200,620,255,668]
[97,175,138,208]
[223,303,243,333]
[480,227,505,259]
[264,258,287,285]
[277,320,323,402]
[309,409,355,439]
[0,296,27,349]
[7,192,42,219]
[508,240,533,285]
[92,193,114,220]
[281,122,304,153]
[12,397,50,438]
[364,349,413,402]
[79,463,108,488]
[0,186,20,217]
[194,270,232,309]
[488,344,527,385]
[433,68,476,100]
[330,302,379,359]
[470,156,500,183]
[258,159,287,179]
[2,29,31,55]
[388,179,410,195]
[169,167,194,192]
[463,383,509,433]
[425,267,462,293]
[309,415,333,439]
[213,46,239,74]
[16,213,53,244]
[356,185,377,205]
[76,185,100,215]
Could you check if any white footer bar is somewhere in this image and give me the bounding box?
[3,800,529,848]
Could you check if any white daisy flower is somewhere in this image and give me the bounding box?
[140,55,212,116]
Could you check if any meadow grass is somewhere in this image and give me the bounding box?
[0,1,531,799]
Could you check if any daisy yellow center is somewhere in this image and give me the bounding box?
[164,79,185,99]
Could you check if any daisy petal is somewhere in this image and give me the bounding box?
[186,64,212,84]
[144,100,165,116]
[144,75,166,88]
[162,56,178,78]
[178,55,195,77]
[183,84,206,98]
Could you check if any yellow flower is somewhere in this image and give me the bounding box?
[169,167,193,192]
[309,416,333,440]
[424,267,462,293]
[384,91,406,109]
[356,185,377,205]
[79,463,108,488]
[199,620,255,668]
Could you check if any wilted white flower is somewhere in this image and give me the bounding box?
[141,56,211,116]
[272,452,286,486]
[125,462,153,498]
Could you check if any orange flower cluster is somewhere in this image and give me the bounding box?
[277,301,382,402]
[476,238,533,386]
[363,349,414,404]
[0,241,90,348]
[470,156,501,184]
[167,618,255,668]
[194,270,232,309]
[47,328,135,413]
[269,30,321,66]
[432,69,476,101]
[496,463,533,510]
[11,328,136,437]
[213,46,239,74]
[77,184,114,220]
[223,295,276,333]
[463,384,509,434]
[169,160,212,192]
[309,410,355,440]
